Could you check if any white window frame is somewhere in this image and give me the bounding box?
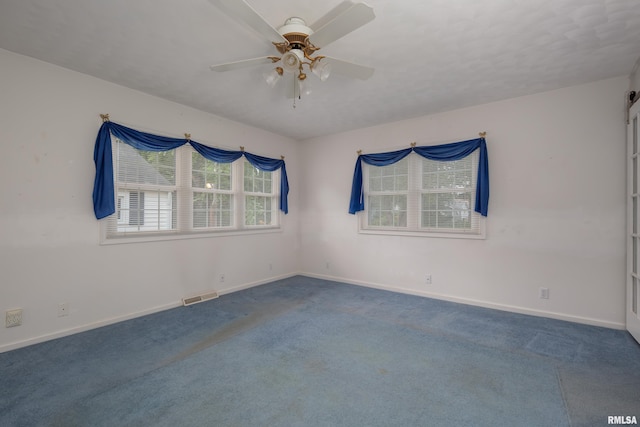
[101,141,281,244]
[243,162,277,229]
[359,152,486,239]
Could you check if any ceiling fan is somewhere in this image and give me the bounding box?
[208,0,375,99]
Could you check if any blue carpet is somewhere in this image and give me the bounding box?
[1,276,639,426]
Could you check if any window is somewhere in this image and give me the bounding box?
[192,153,233,229]
[366,159,409,228]
[244,164,274,226]
[361,151,484,238]
[104,139,280,242]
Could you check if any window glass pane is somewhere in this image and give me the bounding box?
[245,195,273,226]
[423,159,438,173]
[438,211,454,228]
[244,161,273,194]
[220,172,231,191]
[422,173,438,189]
[192,153,205,171]
[193,192,233,228]
[421,192,472,230]
[396,174,408,189]
[192,152,232,191]
[437,192,454,210]
[370,176,381,191]
[368,158,409,192]
[367,195,407,227]
[116,190,176,232]
[116,142,176,186]
[192,171,206,188]
[422,211,438,228]
[439,172,456,189]
[244,163,255,192]
[394,159,408,175]
[423,193,437,210]
[381,176,395,191]
[369,166,382,179]
[141,151,175,185]
[422,156,472,190]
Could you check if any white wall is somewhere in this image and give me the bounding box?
[0,49,301,352]
[300,76,628,329]
[0,46,629,352]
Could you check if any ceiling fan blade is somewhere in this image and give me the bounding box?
[208,0,286,43]
[308,2,374,48]
[324,57,374,80]
[309,1,355,31]
[210,56,278,72]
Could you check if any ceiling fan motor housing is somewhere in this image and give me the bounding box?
[276,17,316,54]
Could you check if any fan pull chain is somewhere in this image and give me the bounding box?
[292,76,297,109]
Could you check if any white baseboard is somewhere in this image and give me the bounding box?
[0,301,182,354]
[216,272,300,296]
[301,272,626,330]
[1,271,624,354]
[0,272,301,354]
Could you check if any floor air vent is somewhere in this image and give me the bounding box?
[182,291,219,306]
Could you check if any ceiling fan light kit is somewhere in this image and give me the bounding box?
[281,48,305,73]
[209,0,375,101]
[311,58,332,82]
[263,66,283,87]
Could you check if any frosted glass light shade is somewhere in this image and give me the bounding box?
[282,49,304,73]
[263,67,283,87]
[311,59,332,81]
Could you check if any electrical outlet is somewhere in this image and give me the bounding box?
[58,302,69,317]
[325,261,330,270]
[539,287,550,299]
[425,274,432,285]
[219,274,225,283]
[6,309,22,327]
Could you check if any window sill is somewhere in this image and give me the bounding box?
[358,226,486,240]
[100,226,282,245]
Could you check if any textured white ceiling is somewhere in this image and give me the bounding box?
[1,0,639,140]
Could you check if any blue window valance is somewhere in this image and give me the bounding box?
[349,137,489,216]
[92,121,289,219]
